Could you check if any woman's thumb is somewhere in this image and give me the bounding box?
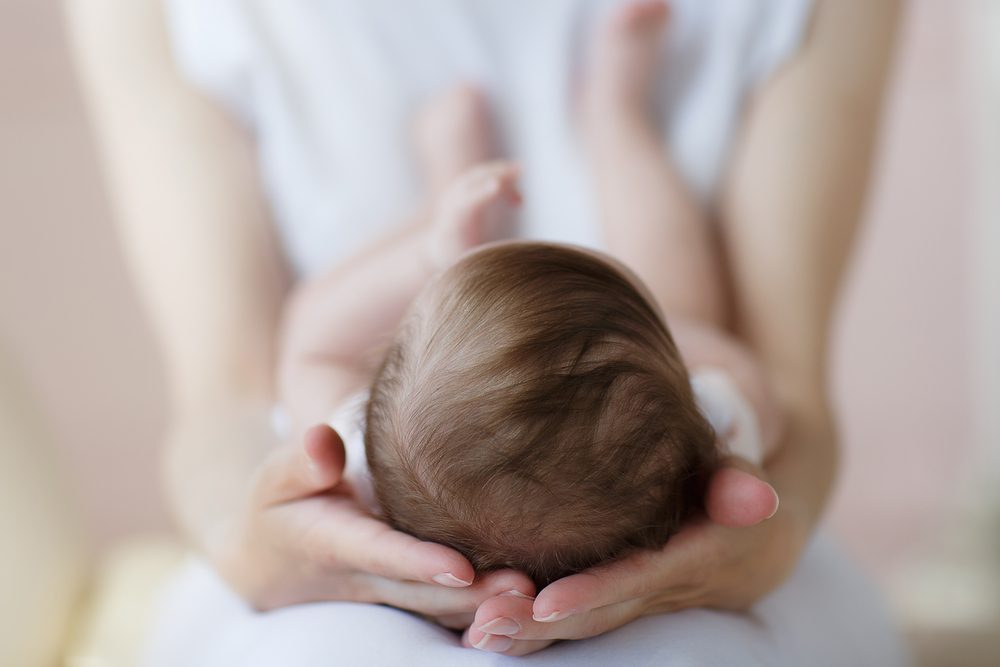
[705,463,779,528]
[253,424,346,507]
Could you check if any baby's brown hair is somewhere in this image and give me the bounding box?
[365,242,718,587]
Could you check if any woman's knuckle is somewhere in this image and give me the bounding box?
[302,532,341,572]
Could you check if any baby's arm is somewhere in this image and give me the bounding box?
[278,220,434,430]
[278,163,520,432]
[670,317,784,460]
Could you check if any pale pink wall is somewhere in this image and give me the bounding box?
[0,0,979,578]
[827,1,977,578]
[0,0,169,545]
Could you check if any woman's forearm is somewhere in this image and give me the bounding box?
[67,0,297,556]
[718,0,901,544]
[764,381,838,548]
[167,215,436,557]
[163,400,280,558]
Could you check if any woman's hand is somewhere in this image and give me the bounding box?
[215,423,536,621]
[464,460,798,656]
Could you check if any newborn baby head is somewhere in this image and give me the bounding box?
[365,242,719,586]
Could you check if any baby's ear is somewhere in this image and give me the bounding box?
[704,463,779,528]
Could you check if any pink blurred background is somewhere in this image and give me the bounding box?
[0,0,994,662]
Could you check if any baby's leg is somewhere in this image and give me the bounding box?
[279,89,513,426]
[583,1,727,328]
[414,85,498,203]
[414,86,521,268]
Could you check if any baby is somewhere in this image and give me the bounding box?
[280,1,781,588]
[363,240,767,587]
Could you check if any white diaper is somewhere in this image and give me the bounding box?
[690,368,764,464]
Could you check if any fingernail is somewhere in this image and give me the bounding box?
[433,572,472,587]
[766,488,780,519]
[477,617,521,635]
[501,589,535,600]
[473,634,514,652]
[533,609,572,623]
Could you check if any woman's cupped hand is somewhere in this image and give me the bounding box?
[212,423,537,628]
[209,405,799,658]
[463,459,800,656]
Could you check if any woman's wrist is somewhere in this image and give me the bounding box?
[764,393,839,550]
[162,400,279,557]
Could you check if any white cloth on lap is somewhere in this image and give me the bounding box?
[141,535,908,667]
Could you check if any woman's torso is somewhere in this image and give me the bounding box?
[165,0,813,276]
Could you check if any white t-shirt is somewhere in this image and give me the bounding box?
[164,0,815,277]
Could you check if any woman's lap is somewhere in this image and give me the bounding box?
[141,534,908,666]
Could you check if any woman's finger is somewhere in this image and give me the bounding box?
[462,627,555,656]
[530,546,671,620]
[531,521,715,619]
[369,568,535,616]
[252,424,346,506]
[704,460,779,528]
[307,497,478,587]
[469,592,644,643]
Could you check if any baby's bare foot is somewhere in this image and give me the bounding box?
[414,85,497,199]
[428,161,521,269]
[584,0,670,136]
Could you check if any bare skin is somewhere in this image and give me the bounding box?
[583,0,728,328]
[66,0,900,658]
[583,0,783,446]
[414,84,499,201]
